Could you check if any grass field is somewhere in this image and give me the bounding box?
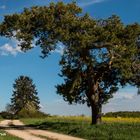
[21,116,140,140]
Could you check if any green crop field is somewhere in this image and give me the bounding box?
[21,116,140,140]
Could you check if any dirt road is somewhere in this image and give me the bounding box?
[0,120,85,140]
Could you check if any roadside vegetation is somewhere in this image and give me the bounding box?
[0,130,21,140]
[0,119,22,140]
[21,116,140,140]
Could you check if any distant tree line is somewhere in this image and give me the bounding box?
[104,111,140,118]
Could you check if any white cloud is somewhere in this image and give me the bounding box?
[79,0,107,8]
[51,43,65,55]
[103,89,140,113]
[0,43,22,56]
[54,45,64,55]
[0,5,6,9]
[0,36,25,56]
[0,38,64,57]
[103,95,140,113]
[112,92,136,100]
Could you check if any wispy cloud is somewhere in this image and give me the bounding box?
[51,42,65,55]
[54,45,64,55]
[0,36,25,56]
[41,89,139,115]
[79,0,107,8]
[0,43,22,56]
[0,38,64,57]
[0,5,6,9]
[103,89,139,113]
[112,92,136,100]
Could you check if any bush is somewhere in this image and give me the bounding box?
[0,111,18,119]
[0,110,50,119]
[17,109,49,118]
[104,111,140,118]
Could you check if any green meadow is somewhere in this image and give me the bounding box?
[21,116,140,140]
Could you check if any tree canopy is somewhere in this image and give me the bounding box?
[0,2,82,57]
[0,2,139,124]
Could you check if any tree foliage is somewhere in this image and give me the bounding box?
[11,76,40,114]
[0,2,139,124]
[0,2,82,57]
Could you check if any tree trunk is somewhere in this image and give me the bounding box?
[91,102,102,125]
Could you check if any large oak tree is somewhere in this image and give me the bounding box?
[0,2,139,124]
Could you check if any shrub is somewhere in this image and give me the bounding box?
[17,109,49,118]
[104,111,140,118]
[0,111,18,119]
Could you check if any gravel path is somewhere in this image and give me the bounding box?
[0,120,85,140]
[0,120,45,140]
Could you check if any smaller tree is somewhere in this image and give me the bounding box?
[11,76,40,114]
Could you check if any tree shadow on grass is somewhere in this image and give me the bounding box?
[0,121,78,132]
[27,121,78,130]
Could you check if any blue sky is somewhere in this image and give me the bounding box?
[0,0,140,116]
